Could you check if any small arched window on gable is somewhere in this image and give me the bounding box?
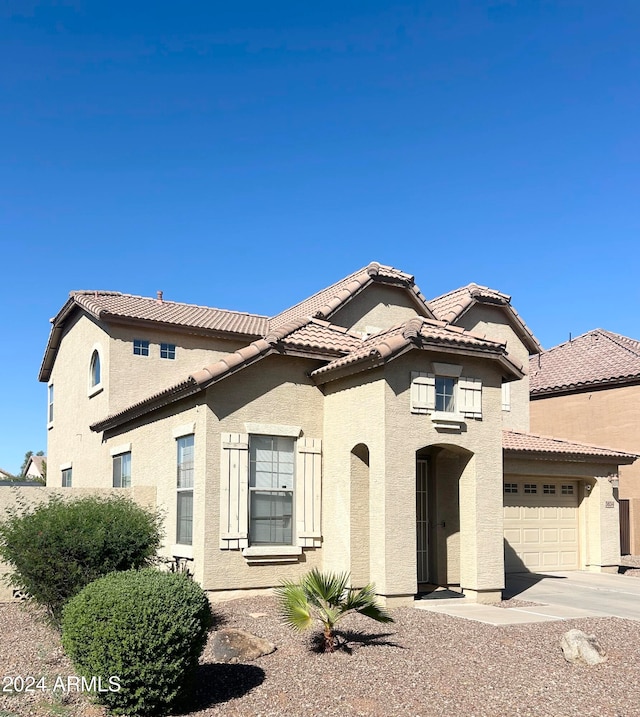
[89,349,102,396]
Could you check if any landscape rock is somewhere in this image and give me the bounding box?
[560,629,607,665]
[211,628,276,664]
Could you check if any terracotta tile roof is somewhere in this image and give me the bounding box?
[503,430,638,463]
[530,329,640,396]
[270,261,433,329]
[280,319,362,355]
[39,291,269,382]
[310,317,523,383]
[71,291,269,336]
[429,283,541,354]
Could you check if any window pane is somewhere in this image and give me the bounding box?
[250,436,294,490]
[250,491,293,545]
[176,491,193,545]
[133,339,149,356]
[435,376,455,412]
[91,351,101,386]
[113,452,131,488]
[177,435,194,488]
[62,468,72,487]
[160,343,176,359]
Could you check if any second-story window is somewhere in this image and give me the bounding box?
[90,350,101,387]
[47,384,54,425]
[133,339,149,356]
[160,343,176,360]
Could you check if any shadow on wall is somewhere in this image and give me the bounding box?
[503,539,568,599]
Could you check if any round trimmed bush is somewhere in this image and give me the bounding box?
[61,568,213,716]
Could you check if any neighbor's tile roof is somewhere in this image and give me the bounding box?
[71,291,269,336]
[270,261,433,329]
[503,430,638,463]
[429,283,541,353]
[530,329,640,396]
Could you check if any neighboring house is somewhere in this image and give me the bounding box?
[0,468,14,480]
[24,455,46,480]
[39,264,636,605]
[530,329,640,555]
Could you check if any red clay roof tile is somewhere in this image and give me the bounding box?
[503,430,638,463]
[429,283,541,354]
[530,329,640,396]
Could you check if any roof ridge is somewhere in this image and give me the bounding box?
[598,329,640,360]
[72,290,269,319]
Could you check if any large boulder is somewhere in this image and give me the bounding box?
[560,629,607,665]
[211,628,276,664]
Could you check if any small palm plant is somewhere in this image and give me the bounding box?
[274,568,394,653]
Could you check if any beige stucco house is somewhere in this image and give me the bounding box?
[530,329,640,555]
[38,264,636,605]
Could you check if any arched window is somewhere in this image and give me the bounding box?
[90,350,101,388]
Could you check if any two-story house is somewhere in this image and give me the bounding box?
[39,263,635,605]
[530,329,640,555]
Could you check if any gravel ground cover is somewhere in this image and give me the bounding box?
[1,594,640,717]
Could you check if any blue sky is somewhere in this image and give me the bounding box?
[1,1,639,474]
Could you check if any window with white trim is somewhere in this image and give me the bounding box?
[47,384,54,425]
[410,371,482,419]
[90,350,101,388]
[160,343,176,359]
[61,467,72,487]
[504,483,518,494]
[219,432,322,552]
[524,483,537,494]
[543,484,556,494]
[113,452,131,488]
[501,381,511,411]
[176,435,194,545]
[133,339,149,356]
[561,484,575,495]
[435,376,456,412]
[249,435,295,546]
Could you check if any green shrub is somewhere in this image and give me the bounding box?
[61,568,213,716]
[0,494,162,621]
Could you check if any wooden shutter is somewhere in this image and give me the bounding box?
[220,433,249,549]
[459,377,482,418]
[296,438,322,548]
[411,372,436,414]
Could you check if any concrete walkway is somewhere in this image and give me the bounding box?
[415,571,640,625]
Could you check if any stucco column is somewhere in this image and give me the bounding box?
[584,476,621,572]
[459,452,505,603]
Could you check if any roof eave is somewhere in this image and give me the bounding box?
[503,448,637,465]
[530,374,640,398]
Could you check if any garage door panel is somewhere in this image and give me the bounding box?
[523,529,540,543]
[504,479,579,573]
[541,528,559,543]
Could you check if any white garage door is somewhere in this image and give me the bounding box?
[503,479,579,573]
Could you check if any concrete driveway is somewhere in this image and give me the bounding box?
[504,571,640,621]
[415,571,640,624]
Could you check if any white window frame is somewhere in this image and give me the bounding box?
[112,451,132,488]
[160,343,176,360]
[133,339,150,356]
[88,346,104,397]
[61,462,72,488]
[176,434,194,546]
[47,383,54,428]
[248,434,295,547]
[501,381,511,412]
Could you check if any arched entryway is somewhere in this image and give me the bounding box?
[350,443,370,587]
[416,444,474,591]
